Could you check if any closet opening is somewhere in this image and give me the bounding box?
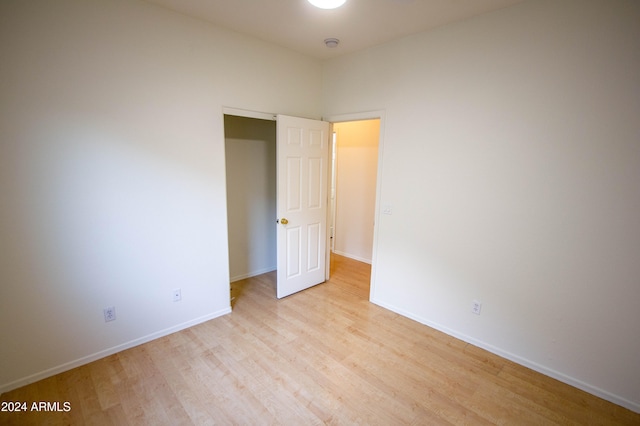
[224,114,277,305]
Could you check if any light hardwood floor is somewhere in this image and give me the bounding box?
[1,254,638,425]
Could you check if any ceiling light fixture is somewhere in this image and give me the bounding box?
[308,0,347,10]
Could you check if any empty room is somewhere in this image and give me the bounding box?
[1,0,639,424]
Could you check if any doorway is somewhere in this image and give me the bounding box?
[226,113,332,301]
[330,119,380,265]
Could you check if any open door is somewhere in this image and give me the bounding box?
[276,115,330,298]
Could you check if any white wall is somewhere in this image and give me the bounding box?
[0,0,321,392]
[224,116,277,281]
[333,120,379,263]
[323,0,640,412]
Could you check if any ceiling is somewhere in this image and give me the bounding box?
[144,0,526,59]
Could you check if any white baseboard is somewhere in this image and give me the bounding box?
[332,250,372,264]
[369,297,640,414]
[230,266,276,283]
[0,307,231,394]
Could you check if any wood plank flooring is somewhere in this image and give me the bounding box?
[1,254,638,425]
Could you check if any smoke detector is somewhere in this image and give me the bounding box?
[324,38,340,48]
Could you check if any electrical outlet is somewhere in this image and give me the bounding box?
[173,288,182,302]
[103,306,116,322]
[472,300,482,315]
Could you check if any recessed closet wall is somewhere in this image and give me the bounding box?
[224,115,277,282]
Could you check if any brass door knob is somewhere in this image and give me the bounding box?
[280,218,289,225]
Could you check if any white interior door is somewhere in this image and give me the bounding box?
[276,115,329,298]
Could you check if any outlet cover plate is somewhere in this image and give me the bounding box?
[472,300,482,315]
[104,306,116,322]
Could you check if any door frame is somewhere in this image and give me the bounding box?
[323,110,385,302]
